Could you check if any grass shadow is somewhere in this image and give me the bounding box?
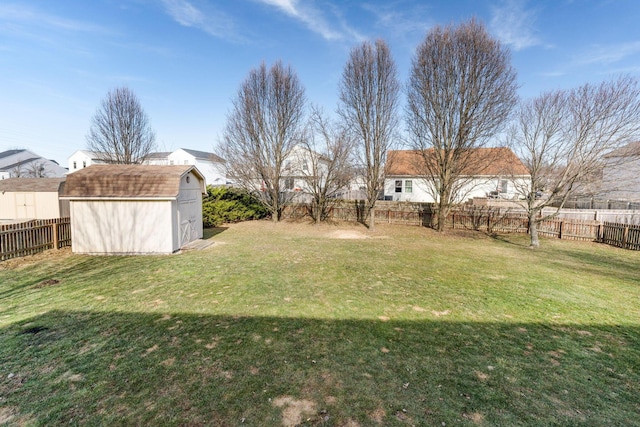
[203,227,229,239]
[1,310,638,426]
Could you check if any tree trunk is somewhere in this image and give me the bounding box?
[369,205,376,230]
[436,208,446,232]
[529,215,539,248]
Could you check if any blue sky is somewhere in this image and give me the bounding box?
[2,0,640,166]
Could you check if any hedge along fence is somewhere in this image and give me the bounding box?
[0,218,71,261]
[283,202,638,250]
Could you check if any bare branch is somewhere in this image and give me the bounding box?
[86,86,156,164]
[509,75,640,247]
[406,18,518,231]
[338,39,400,230]
[219,61,306,222]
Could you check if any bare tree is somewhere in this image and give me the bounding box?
[406,18,518,231]
[220,61,306,222]
[298,107,354,224]
[26,160,48,178]
[86,86,156,164]
[510,76,640,247]
[339,39,400,230]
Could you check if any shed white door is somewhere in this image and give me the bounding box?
[16,193,35,219]
[178,195,199,247]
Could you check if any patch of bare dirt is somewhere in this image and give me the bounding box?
[369,408,386,423]
[0,247,72,270]
[272,396,317,427]
[329,230,369,239]
[33,278,60,288]
[0,407,17,425]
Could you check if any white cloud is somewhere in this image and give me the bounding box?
[361,2,432,39]
[490,0,540,51]
[254,0,362,42]
[573,41,640,66]
[160,0,240,41]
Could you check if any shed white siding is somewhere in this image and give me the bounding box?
[70,200,174,254]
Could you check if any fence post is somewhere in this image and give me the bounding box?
[622,225,629,249]
[558,220,563,240]
[52,221,59,250]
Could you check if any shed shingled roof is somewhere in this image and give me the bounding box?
[386,147,530,177]
[61,165,204,198]
[0,178,65,193]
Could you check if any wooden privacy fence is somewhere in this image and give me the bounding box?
[284,203,639,250]
[0,218,71,261]
[600,222,640,250]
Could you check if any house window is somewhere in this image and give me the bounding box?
[500,180,508,193]
[83,161,86,168]
[302,160,308,172]
[170,160,174,165]
[395,180,402,193]
[73,161,77,169]
[404,180,413,193]
[285,177,294,190]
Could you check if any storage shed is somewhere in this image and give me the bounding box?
[0,178,68,221]
[61,165,206,254]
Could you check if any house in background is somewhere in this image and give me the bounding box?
[61,165,206,255]
[166,149,225,187]
[0,149,67,179]
[0,178,69,221]
[601,142,640,201]
[67,150,108,173]
[68,148,225,186]
[384,147,530,203]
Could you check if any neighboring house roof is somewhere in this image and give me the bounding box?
[0,178,65,192]
[0,157,41,172]
[180,148,224,163]
[604,142,640,158]
[386,148,529,177]
[144,151,172,160]
[61,165,205,198]
[0,149,26,161]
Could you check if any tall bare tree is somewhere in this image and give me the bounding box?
[220,61,306,222]
[298,107,354,224]
[86,86,156,164]
[510,76,640,247]
[339,39,400,230]
[406,18,518,231]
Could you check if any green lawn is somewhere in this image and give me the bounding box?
[1,221,639,426]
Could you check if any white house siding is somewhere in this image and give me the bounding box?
[384,177,529,203]
[168,149,225,187]
[602,156,640,201]
[70,200,174,254]
[67,150,106,174]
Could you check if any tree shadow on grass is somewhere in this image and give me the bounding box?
[203,227,228,240]
[1,310,638,426]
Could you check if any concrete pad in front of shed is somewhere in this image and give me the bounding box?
[179,239,214,251]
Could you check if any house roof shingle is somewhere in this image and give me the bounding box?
[0,178,65,192]
[61,165,204,198]
[386,147,530,177]
[180,148,224,163]
[0,149,26,161]
[604,142,640,158]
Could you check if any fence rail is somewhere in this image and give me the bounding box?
[0,218,71,261]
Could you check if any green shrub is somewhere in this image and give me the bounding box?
[202,186,268,227]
